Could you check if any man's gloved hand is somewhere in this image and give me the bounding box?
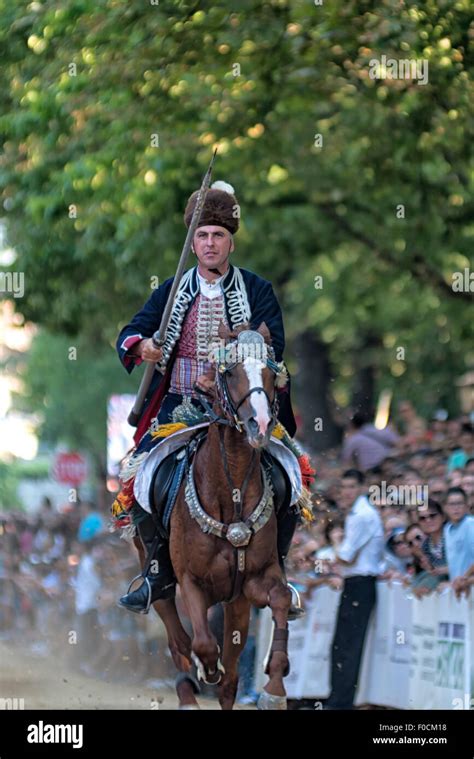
[136,338,163,363]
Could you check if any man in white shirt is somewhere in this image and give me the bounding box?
[443,487,474,589]
[325,469,384,709]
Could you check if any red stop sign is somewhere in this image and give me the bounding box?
[53,453,88,485]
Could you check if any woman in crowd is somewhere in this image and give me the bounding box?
[381,527,413,581]
[408,500,449,594]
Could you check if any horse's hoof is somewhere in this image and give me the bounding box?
[179,704,201,710]
[257,691,287,710]
[203,669,222,686]
[191,652,225,685]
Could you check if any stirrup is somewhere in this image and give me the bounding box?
[287,582,306,621]
[125,573,152,614]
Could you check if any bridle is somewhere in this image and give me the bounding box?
[214,358,279,433]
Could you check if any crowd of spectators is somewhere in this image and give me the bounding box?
[287,405,474,601]
[0,498,172,687]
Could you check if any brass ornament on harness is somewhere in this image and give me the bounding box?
[226,522,252,547]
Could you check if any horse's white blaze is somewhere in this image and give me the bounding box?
[243,358,270,435]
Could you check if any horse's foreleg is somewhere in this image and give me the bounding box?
[152,598,192,672]
[260,578,291,710]
[180,575,221,685]
[131,535,195,707]
[218,595,251,710]
[152,598,200,709]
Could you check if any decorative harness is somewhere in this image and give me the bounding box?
[183,331,285,601]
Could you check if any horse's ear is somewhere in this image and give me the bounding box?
[218,321,251,342]
[218,321,234,341]
[257,321,272,345]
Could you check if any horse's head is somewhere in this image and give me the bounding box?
[210,321,287,449]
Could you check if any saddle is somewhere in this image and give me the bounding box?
[149,431,292,537]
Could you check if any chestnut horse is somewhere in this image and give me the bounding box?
[135,322,293,709]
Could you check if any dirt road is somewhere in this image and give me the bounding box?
[0,641,234,710]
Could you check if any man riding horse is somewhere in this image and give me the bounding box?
[115,180,304,615]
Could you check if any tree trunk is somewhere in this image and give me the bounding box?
[93,451,110,514]
[291,330,342,451]
[350,332,380,418]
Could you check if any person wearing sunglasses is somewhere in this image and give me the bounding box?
[410,499,449,593]
[381,527,413,581]
[403,524,431,577]
[405,526,424,547]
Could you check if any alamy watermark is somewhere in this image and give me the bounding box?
[369,481,429,507]
[27,721,83,749]
[0,271,24,298]
[0,697,25,709]
[452,268,473,292]
[452,694,474,710]
[368,55,429,86]
[208,338,270,366]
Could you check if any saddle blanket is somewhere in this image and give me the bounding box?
[133,422,303,515]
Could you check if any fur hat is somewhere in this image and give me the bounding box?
[184,180,239,234]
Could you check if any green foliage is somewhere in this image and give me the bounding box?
[0,459,50,510]
[0,461,22,509]
[1,0,473,426]
[11,458,50,478]
[13,331,132,469]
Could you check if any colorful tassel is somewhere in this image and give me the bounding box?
[297,486,315,522]
[271,422,286,440]
[298,453,316,488]
[151,421,188,439]
[119,450,150,482]
[271,423,317,490]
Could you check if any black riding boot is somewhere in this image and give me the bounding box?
[277,505,306,621]
[118,514,176,614]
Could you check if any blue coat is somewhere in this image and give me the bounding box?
[117,265,296,436]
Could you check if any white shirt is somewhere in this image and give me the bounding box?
[74,554,101,614]
[444,515,474,579]
[197,269,225,299]
[316,545,337,561]
[336,495,384,577]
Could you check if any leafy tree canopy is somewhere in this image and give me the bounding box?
[1,0,473,422]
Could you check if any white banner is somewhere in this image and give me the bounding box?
[355,581,412,709]
[431,590,470,709]
[408,591,439,709]
[253,586,341,699]
[254,583,473,709]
